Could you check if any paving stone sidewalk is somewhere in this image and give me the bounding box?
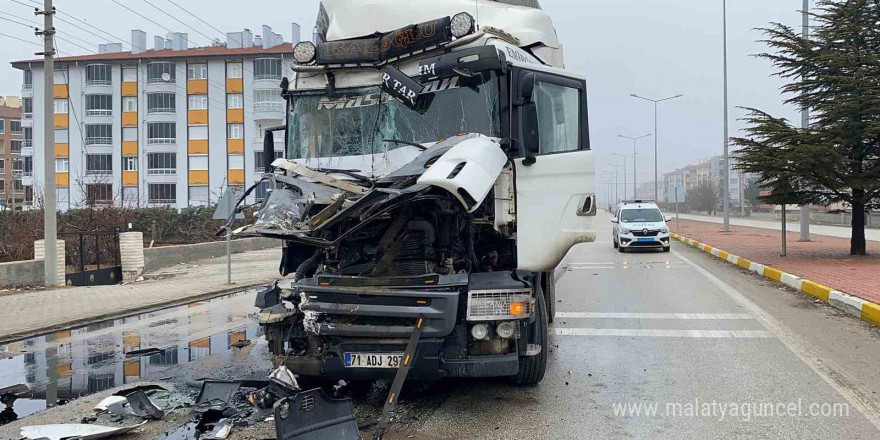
[0,247,283,343]
[674,219,880,305]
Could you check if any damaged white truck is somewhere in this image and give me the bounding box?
[237,0,596,386]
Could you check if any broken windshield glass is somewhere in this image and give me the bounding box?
[287,72,501,161]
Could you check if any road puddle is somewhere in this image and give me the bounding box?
[0,290,272,425]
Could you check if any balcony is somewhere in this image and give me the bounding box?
[85,109,113,116]
[85,79,112,86]
[147,138,175,145]
[22,83,33,90]
[254,73,281,81]
[147,107,176,114]
[22,140,32,148]
[148,199,176,206]
[254,102,284,112]
[20,146,34,157]
[147,168,176,176]
[22,113,32,120]
[86,137,113,146]
[147,76,175,84]
[86,169,112,176]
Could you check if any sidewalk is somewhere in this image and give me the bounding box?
[674,219,880,305]
[0,247,283,344]
[676,213,880,242]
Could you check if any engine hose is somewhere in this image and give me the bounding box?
[466,215,483,272]
[293,248,323,281]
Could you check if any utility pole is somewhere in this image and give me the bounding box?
[38,0,58,286]
[618,134,651,199]
[630,94,682,201]
[799,0,811,242]
[722,0,731,232]
[612,153,634,200]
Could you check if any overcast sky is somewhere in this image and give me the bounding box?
[0,0,805,186]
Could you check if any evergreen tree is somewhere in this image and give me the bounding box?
[733,0,880,255]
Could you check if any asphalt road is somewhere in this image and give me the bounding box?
[3,213,880,439]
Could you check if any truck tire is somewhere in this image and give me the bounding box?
[510,286,548,386]
[544,271,556,324]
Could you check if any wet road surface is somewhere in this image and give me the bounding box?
[3,212,880,439]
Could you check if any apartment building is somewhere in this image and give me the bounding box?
[12,25,300,210]
[0,97,27,210]
[663,156,754,207]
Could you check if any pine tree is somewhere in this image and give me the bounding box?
[733,0,880,255]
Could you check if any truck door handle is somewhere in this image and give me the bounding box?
[577,194,597,216]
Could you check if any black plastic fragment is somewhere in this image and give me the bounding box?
[123,389,165,420]
[195,380,241,413]
[273,388,359,440]
[254,282,281,309]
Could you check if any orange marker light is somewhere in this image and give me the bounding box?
[510,302,526,316]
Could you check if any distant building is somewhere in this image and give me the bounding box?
[12,24,301,211]
[663,156,757,209]
[0,98,26,209]
[662,158,711,204]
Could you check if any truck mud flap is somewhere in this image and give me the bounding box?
[273,388,359,440]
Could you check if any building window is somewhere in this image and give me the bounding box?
[22,156,32,176]
[10,120,21,134]
[85,94,113,116]
[87,184,113,204]
[123,156,138,171]
[11,140,21,153]
[23,70,33,89]
[226,61,243,79]
[22,128,33,148]
[0,159,4,173]
[147,62,176,83]
[147,93,175,113]
[254,150,284,172]
[14,179,24,192]
[23,98,33,118]
[0,179,4,192]
[122,66,137,82]
[123,97,137,112]
[147,152,176,175]
[253,58,281,80]
[226,93,243,109]
[0,119,4,134]
[54,99,68,114]
[55,158,69,172]
[85,64,112,86]
[86,154,113,175]
[254,89,283,112]
[188,95,208,110]
[189,155,208,170]
[187,63,207,80]
[148,183,176,204]
[85,124,112,145]
[147,122,176,144]
[227,123,243,139]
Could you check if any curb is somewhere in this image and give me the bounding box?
[671,233,880,329]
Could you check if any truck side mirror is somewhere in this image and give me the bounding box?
[519,73,539,166]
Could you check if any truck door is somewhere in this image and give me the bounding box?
[514,70,596,272]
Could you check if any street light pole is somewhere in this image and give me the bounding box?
[630,94,683,202]
[619,134,652,199]
[612,153,635,200]
[799,0,811,242]
[39,0,58,286]
[606,164,623,204]
[722,0,731,232]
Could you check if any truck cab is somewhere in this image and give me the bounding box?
[240,0,596,385]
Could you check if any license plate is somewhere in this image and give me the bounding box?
[637,238,654,242]
[344,352,404,368]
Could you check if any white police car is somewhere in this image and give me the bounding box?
[612,201,672,253]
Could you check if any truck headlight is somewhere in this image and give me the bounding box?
[451,12,476,38]
[496,322,516,339]
[293,41,316,64]
[471,323,490,340]
[466,289,532,321]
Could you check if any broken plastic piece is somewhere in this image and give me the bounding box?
[273,388,359,440]
[269,365,300,392]
[195,380,241,412]
[122,389,165,420]
[20,421,147,440]
[93,395,127,416]
[204,419,233,439]
[416,136,507,212]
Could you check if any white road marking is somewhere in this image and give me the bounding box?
[554,312,753,320]
[554,328,773,338]
[672,249,880,430]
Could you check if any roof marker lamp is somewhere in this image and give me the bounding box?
[293,41,317,64]
[451,12,476,38]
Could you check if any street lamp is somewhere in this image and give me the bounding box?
[630,94,683,203]
[612,153,635,200]
[721,0,730,232]
[605,164,623,203]
[619,134,652,199]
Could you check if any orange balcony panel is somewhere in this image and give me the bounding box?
[187,79,208,94]
[189,170,209,185]
[122,141,138,156]
[188,139,209,155]
[121,82,138,97]
[122,171,138,186]
[190,337,210,349]
[122,111,138,127]
[54,114,69,129]
[188,109,208,125]
[123,332,140,349]
[55,143,69,157]
[56,172,69,188]
[226,78,243,94]
[227,169,244,184]
[123,360,140,377]
[226,108,244,124]
[53,84,68,99]
[227,138,244,154]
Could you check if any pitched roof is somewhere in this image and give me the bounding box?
[11,44,292,69]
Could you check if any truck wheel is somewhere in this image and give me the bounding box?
[544,271,556,324]
[510,286,548,386]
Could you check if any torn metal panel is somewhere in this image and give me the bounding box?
[416,136,508,212]
[20,421,147,440]
[122,389,165,420]
[272,159,371,195]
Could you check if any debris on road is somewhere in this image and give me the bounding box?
[273,388,359,440]
[20,420,147,440]
[93,396,126,416]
